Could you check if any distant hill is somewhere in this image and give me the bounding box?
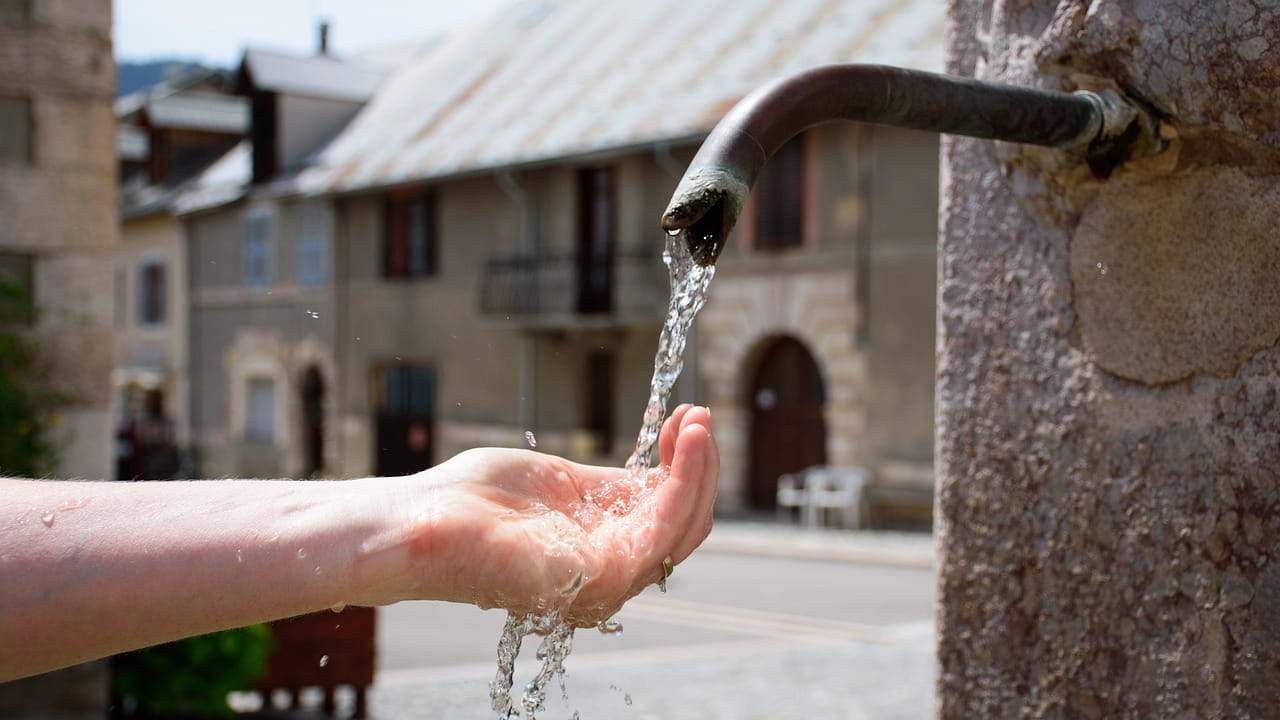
[117,60,227,97]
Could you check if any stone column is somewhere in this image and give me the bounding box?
[937,2,1280,718]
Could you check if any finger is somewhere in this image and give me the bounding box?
[659,403,694,467]
[630,421,709,585]
[670,420,719,565]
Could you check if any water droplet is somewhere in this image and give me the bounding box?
[314,566,322,575]
[1096,261,1108,276]
[597,620,623,636]
[331,602,346,613]
[236,549,244,563]
[297,548,307,559]
[524,430,537,448]
[40,512,54,527]
[625,693,633,706]
[318,655,329,667]
[306,310,319,319]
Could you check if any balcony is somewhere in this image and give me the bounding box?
[479,252,667,329]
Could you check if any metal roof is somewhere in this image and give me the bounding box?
[239,47,389,102]
[144,91,248,134]
[299,0,944,195]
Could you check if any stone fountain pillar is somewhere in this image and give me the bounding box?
[937,2,1280,717]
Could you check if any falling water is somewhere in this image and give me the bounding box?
[488,230,716,719]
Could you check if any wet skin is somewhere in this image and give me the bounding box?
[0,405,718,681]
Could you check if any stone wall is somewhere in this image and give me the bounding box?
[0,0,114,713]
[937,1,1280,717]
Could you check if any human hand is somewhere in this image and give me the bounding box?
[359,405,718,625]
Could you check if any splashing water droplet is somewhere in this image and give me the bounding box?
[597,619,624,636]
[236,549,244,563]
[314,566,322,575]
[330,602,346,613]
[318,655,329,667]
[40,512,54,527]
[297,548,307,559]
[306,310,320,319]
[524,430,537,448]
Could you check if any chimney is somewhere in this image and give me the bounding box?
[317,19,330,55]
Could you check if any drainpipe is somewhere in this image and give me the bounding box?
[498,171,540,433]
[661,63,1158,265]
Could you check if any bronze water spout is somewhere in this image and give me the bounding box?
[661,64,1154,265]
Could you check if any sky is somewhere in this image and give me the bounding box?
[114,0,515,66]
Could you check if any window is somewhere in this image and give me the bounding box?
[296,203,329,286]
[0,95,32,165]
[380,365,435,416]
[243,209,273,287]
[0,251,34,325]
[114,267,126,328]
[383,193,436,279]
[137,261,166,325]
[754,133,805,251]
[245,378,275,443]
[584,352,615,454]
[576,167,615,313]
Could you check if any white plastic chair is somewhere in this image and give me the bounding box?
[809,467,869,529]
[776,471,809,524]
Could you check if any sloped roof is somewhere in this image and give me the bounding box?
[239,47,389,102]
[172,140,253,215]
[300,0,944,195]
[144,91,248,134]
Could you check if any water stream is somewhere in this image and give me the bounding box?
[488,230,717,718]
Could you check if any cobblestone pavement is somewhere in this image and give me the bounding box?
[370,628,935,719]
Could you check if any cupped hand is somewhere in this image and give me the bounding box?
[369,405,718,625]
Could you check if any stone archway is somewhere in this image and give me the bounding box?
[695,271,866,513]
[746,335,828,509]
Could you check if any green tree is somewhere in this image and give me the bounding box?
[0,279,57,477]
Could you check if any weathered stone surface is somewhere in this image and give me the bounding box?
[937,1,1280,718]
[1071,165,1280,383]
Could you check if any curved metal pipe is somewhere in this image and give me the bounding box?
[661,64,1143,265]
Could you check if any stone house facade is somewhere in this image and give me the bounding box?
[113,74,246,479]
[180,0,942,525]
[0,0,116,480]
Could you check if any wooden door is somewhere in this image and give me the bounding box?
[375,364,435,477]
[748,337,827,509]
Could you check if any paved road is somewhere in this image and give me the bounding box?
[368,546,937,719]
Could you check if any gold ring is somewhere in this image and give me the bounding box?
[657,555,674,592]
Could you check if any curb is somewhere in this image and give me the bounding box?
[698,528,935,569]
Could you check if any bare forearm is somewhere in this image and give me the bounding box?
[0,477,407,681]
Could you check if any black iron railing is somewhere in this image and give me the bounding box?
[479,252,666,320]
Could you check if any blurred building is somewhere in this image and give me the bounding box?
[0,0,115,714]
[177,0,941,525]
[178,43,389,479]
[113,69,246,479]
[0,0,116,479]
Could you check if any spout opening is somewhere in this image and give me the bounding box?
[661,166,749,267]
[682,194,733,266]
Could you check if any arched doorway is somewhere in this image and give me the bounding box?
[300,366,325,478]
[747,336,827,509]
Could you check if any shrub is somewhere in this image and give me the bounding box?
[111,625,274,719]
